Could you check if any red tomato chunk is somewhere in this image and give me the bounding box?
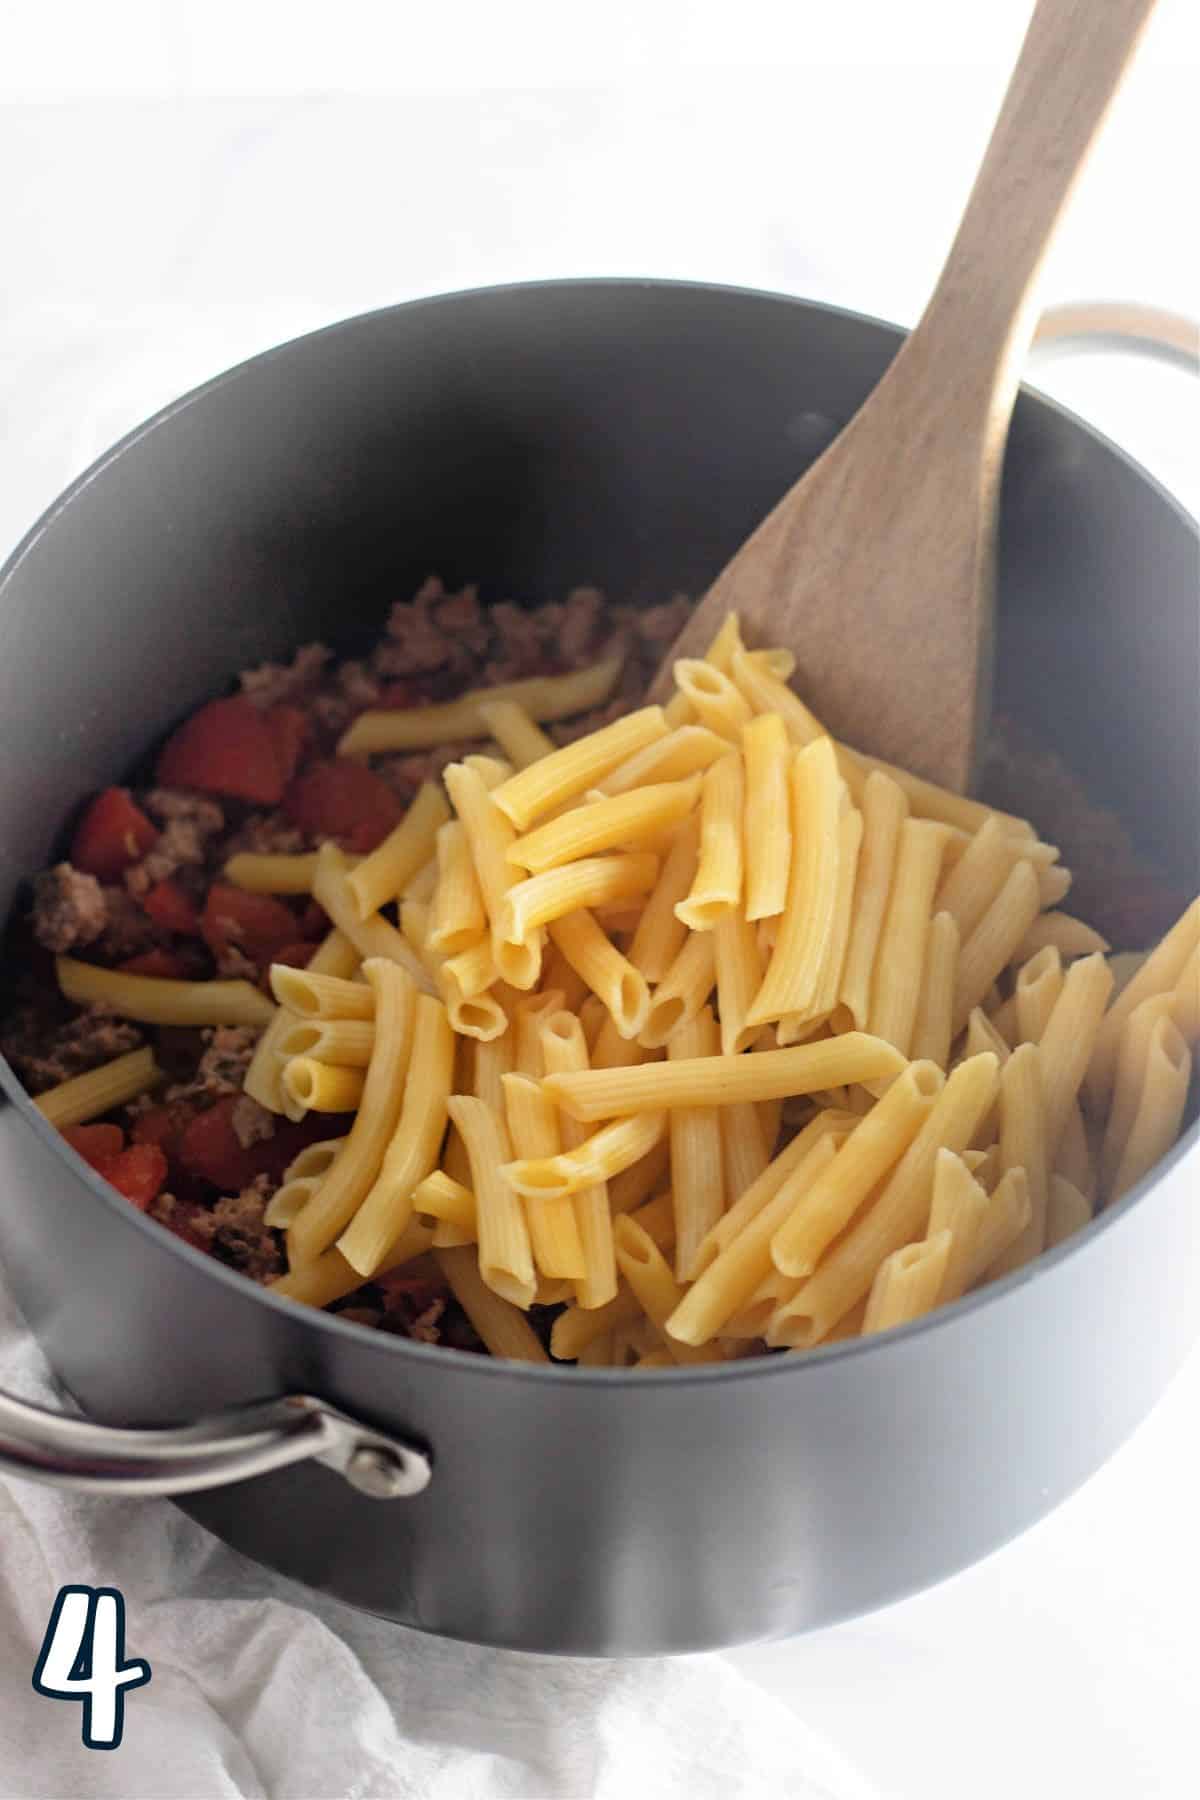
[282,760,401,852]
[119,949,190,979]
[60,1124,168,1210]
[201,884,299,968]
[142,878,202,936]
[264,705,309,784]
[70,788,158,881]
[156,696,286,806]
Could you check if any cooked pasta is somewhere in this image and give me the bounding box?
[345,781,450,920]
[338,654,623,755]
[56,957,274,1029]
[675,752,744,931]
[747,735,842,1029]
[666,1007,725,1281]
[34,1046,159,1130]
[491,705,668,830]
[868,821,951,1057]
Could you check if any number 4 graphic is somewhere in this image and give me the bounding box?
[32,1586,151,1750]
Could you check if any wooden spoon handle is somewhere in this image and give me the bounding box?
[914,0,1159,392]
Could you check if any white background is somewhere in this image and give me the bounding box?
[1,3,1198,1796]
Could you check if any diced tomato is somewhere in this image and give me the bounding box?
[101,1143,169,1210]
[271,940,317,970]
[264,705,309,785]
[62,1123,126,1166]
[156,696,284,806]
[70,787,158,881]
[119,949,190,979]
[282,760,401,853]
[130,1100,197,1161]
[142,878,202,936]
[177,1096,351,1192]
[201,883,300,968]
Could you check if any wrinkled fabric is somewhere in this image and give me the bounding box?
[0,1275,880,1800]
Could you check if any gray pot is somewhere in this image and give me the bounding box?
[0,280,1196,1654]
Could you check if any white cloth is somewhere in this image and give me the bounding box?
[0,1275,881,1800]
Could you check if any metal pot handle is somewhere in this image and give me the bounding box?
[0,1386,431,1499]
[1031,301,1199,373]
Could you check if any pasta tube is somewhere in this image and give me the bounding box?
[428,820,487,956]
[345,782,450,920]
[35,1046,159,1130]
[506,777,702,874]
[56,957,273,1029]
[666,1007,725,1280]
[433,1245,548,1362]
[862,1231,953,1334]
[868,820,950,1057]
[546,911,650,1040]
[336,994,455,1274]
[285,960,417,1263]
[338,654,622,754]
[741,712,792,920]
[446,1094,534,1307]
[491,705,668,829]
[675,753,744,930]
[839,769,908,1031]
[748,737,842,1028]
[500,853,658,946]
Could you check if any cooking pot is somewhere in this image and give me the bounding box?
[0,280,1196,1655]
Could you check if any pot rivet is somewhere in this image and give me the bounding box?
[345,1444,412,1499]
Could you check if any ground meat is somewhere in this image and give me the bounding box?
[231,1093,275,1149]
[373,577,470,680]
[336,659,382,712]
[308,692,353,739]
[480,601,551,685]
[141,789,226,836]
[93,887,164,962]
[30,864,108,953]
[633,593,693,648]
[222,811,311,858]
[373,742,478,801]
[164,1025,259,1106]
[239,642,331,709]
[3,1005,143,1093]
[559,586,606,664]
[188,1174,283,1283]
[125,790,226,897]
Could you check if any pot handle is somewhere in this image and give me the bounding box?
[1031,301,1199,373]
[0,1386,431,1499]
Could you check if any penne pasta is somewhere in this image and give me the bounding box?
[596,725,730,797]
[721,1102,772,1204]
[1085,898,1199,1107]
[537,942,590,1013]
[443,760,542,990]
[613,1214,718,1364]
[666,1007,726,1281]
[950,858,1041,1035]
[312,843,434,996]
[1044,1174,1092,1250]
[276,1017,375,1067]
[928,1148,989,1305]
[803,805,863,1031]
[475,697,556,770]
[1013,911,1110,965]
[1037,953,1114,1159]
[839,769,909,1031]
[639,927,717,1049]
[714,904,765,1058]
[56,957,273,1029]
[411,1170,476,1234]
[748,737,843,1028]
[433,1245,548,1361]
[428,820,487,956]
[344,782,450,920]
[1013,944,1064,1045]
[501,852,658,947]
[968,1166,1032,1286]
[224,850,323,894]
[499,1073,587,1278]
[491,705,668,830]
[843,747,1031,838]
[268,1220,433,1310]
[549,1285,642,1359]
[245,929,358,1114]
[263,1173,321,1229]
[607,1135,672,1216]
[765,1053,999,1347]
[869,820,951,1057]
[728,647,827,748]
[910,911,960,1069]
[336,994,456,1274]
[506,777,702,875]
[770,1060,945,1277]
[269,965,374,1021]
[692,1110,855,1277]
[626,812,700,982]
[447,1093,534,1307]
[539,1011,618,1309]
[546,910,651,1040]
[862,1231,953,1334]
[988,1042,1049,1274]
[544,1032,907,1121]
[672,659,753,742]
[505,1108,666,1202]
[284,960,418,1263]
[338,654,623,755]
[1107,1016,1191,1205]
[675,752,744,931]
[668,1134,842,1346]
[741,712,792,921]
[934,814,1029,941]
[35,1046,159,1130]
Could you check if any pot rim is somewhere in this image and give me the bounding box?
[3,275,1197,1386]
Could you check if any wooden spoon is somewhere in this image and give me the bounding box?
[653,0,1159,792]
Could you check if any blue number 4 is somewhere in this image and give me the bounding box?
[32,1586,151,1750]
